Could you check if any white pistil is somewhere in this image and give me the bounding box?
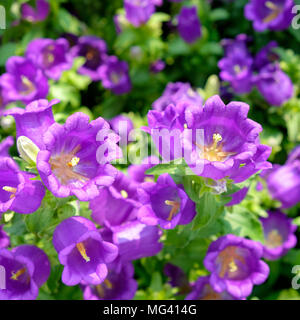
[3,186,17,199]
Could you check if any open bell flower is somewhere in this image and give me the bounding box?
[82,261,137,300]
[260,211,297,261]
[0,245,50,300]
[21,0,50,23]
[137,173,196,229]
[36,112,122,201]
[204,234,270,299]
[0,157,45,215]
[53,217,118,286]
[124,0,155,27]
[0,57,49,105]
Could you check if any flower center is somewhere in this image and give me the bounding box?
[200,284,222,300]
[263,2,282,23]
[76,242,90,263]
[265,229,283,248]
[20,76,36,95]
[121,190,128,198]
[165,200,180,221]
[110,72,120,84]
[86,47,98,61]
[197,133,236,162]
[95,279,113,298]
[50,145,89,185]
[11,268,27,281]
[218,246,245,278]
[3,186,17,199]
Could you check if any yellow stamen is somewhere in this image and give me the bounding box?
[67,156,80,168]
[201,284,222,300]
[265,229,283,248]
[218,246,245,278]
[96,284,105,298]
[120,190,128,198]
[20,76,35,95]
[104,279,113,289]
[3,186,17,199]
[165,200,180,221]
[111,72,120,84]
[263,2,282,23]
[11,268,26,281]
[76,242,90,262]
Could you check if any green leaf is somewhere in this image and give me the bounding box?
[0,42,17,66]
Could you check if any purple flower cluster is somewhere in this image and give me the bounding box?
[219,35,293,106]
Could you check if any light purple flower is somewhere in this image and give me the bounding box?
[89,171,139,228]
[0,225,10,249]
[0,57,49,105]
[26,38,73,80]
[152,82,203,111]
[37,112,122,201]
[185,276,243,300]
[256,64,293,107]
[0,245,50,300]
[124,0,155,27]
[70,36,107,81]
[4,99,58,150]
[108,115,134,146]
[82,261,137,300]
[52,216,118,286]
[137,173,196,229]
[245,0,295,32]
[260,211,297,260]
[177,6,202,44]
[204,234,270,299]
[0,137,14,158]
[0,157,45,215]
[21,0,50,23]
[99,56,132,95]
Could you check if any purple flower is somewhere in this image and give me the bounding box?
[89,171,139,228]
[265,161,300,208]
[124,0,155,27]
[204,234,270,299]
[0,157,45,215]
[4,99,58,150]
[183,95,272,181]
[128,156,160,184]
[0,85,9,112]
[26,38,73,80]
[152,82,203,111]
[70,36,107,81]
[0,137,14,158]
[225,187,248,207]
[253,41,279,71]
[82,261,137,300]
[21,0,50,23]
[185,276,243,300]
[109,220,163,261]
[108,115,134,146]
[0,57,49,105]
[221,34,250,58]
[256,64,293,107]
[0,245,50,300]
[164,263,191,295]
[53,217,118,286]
[99,56,132,95]
[150,60,166,74]
[245,0,295,32]
[37,112,122,201]
[287,145,300,163]
[260,211,297,260]
[177,6,202,44]
[137,173,196,229]
[0,225,10,249]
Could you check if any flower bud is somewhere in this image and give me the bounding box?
[17,136,40,166]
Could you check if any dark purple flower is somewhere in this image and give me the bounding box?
[253,41,279,71]
[21,0,50,23]
[53,216,118,286]
[182,95,272,181]
[0,157,45,215]
[150,60,165,74]
[26,38,73,80]
[245,0,295,32]
[186,276,243,300]
[89,171,139,228]
[0,137,14,158]
[164,263,191,295]
[152,82,203,111]
[0,245,50,300]
[256,64,293,107]
[128,156,160,184]
[260,211,297,260]
[137,173,196,229]
[0,225,10,249]
[82,261,137,300]
[124,0,155,27]
[177,6,202,44]
[110,220,163,261]
[4,99,58,150]
[204,234,269,299]
[0,57,49,105]
[70,36,107,81]
[99,56,132,95]
[108,115,134,146]
[225,187,248,207]
[37,113,122,201]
